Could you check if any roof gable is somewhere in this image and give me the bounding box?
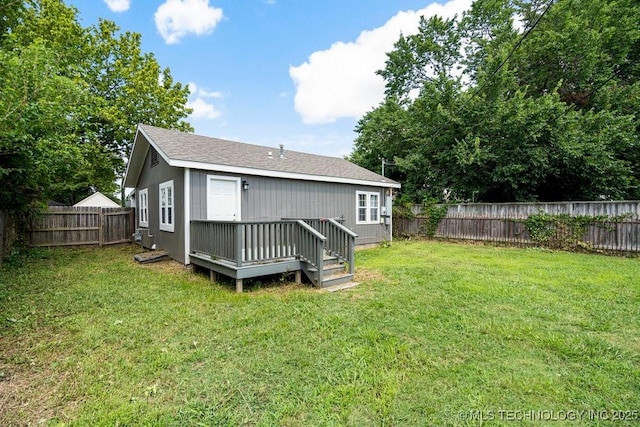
[73,191,120,207]
[124,124,400,189]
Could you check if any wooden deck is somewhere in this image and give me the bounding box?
[189,218,357,292]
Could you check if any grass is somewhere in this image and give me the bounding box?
[0,241,639,426]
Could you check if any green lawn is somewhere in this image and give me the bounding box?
[1,242,639,426]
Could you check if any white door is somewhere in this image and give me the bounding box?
[207,176,240,221]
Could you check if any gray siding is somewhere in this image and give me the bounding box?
[136,146,185,263]
[189,170,391,244]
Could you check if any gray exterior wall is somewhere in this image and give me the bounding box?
[189,170,392,245]
[135,147,185,263]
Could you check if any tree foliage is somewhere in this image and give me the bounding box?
[0,0,192,224]
[350,0,640,202]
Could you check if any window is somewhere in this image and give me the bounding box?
[356,191,380,224]
[159,180,174,232]
[138,188,148,227]
[370,193,379,222]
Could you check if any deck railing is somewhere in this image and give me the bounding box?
[191,220,327,271]
[190,218,357,277]
[295,220,326,284]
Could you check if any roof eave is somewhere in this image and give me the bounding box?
[169,159,401,188]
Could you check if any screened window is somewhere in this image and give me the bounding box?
[138,188,148,227]
[356,191,380,224]
[159,180,174,232]
[358,193,367,222]
[370,194,379,222]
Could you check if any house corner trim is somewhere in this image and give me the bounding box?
[184,168,191,265]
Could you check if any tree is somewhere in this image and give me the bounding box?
[351,0,640,202]
[82,20,193,201]
[0,0,193,228]
[0,42,98,213]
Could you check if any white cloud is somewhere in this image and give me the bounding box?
[104,0,130,12]
[187,98,221,119]
[199,89,223,98]
[187,82,223,120]
[155,0,224,45]
[188,82,223,98]
[289,0,472,124]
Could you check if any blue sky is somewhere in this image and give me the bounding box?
[65,0,472,158]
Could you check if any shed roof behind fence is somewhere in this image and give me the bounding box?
[73,192,121,208]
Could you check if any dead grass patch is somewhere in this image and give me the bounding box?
[354,267,387,284]
[0,336,79,426]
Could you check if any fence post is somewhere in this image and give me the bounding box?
[128,208,135,242]
[98,208,104,247]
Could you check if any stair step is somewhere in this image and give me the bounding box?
[324,281,360,292]
[306,260,345,274]
[323,254,342,266]
[323,263,346,276]
[320,272,355,288]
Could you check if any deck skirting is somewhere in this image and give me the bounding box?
[190,252,303,280]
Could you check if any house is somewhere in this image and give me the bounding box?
[123,124,400,291]
[73,191,121,208]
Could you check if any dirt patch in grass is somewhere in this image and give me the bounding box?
[138,258,190,275]
[355,267,387,284]
[0,337,79,426]
[250,282,310,295]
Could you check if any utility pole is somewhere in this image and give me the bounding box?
[381,158,395,177]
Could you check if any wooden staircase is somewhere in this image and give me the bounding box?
[304,252,355,288]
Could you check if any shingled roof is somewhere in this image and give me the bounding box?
[124,124,400,188]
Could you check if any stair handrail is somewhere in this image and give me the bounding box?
[326,218,357,274]
[295,220,327,285]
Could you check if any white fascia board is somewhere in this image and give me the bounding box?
[137,126,173,165]
[124,128,150,188]
[124,126,173,188]
[170,159,402,189]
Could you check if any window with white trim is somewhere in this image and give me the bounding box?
[356,191,380,224]
[138,188,148,227]
[159,180,174,232]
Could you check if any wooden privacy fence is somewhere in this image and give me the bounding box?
[28,207,134,247]
[394,201,640,252]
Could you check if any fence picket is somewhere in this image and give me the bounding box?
[395,201,640,252]
[28,207,133,247]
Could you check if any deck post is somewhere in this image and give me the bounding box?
[210,269,217,282]
[235,223,243,268]
[315,238,324,287]
[348,238,355,274]
[236,278,243,293]
[295,270,302,284]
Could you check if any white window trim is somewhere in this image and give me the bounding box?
[159,180,175,232]
[138,188,148,228]
[356,191,381,225]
